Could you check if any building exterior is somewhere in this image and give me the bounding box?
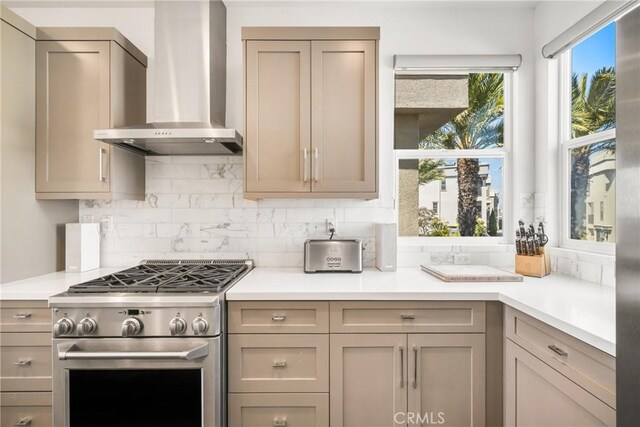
[584,151,616,242]
[419,162,500,234]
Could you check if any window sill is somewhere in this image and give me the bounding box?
[398,238,513,252]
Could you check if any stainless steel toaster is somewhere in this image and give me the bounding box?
[304,239,363,273]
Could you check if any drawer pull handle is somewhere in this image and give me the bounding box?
[14,417,32,427]
[272,315,286,321]
[273,360,287,368]
[413,346,418,389]
[12,359,32,367]
[273,417,287,426]
[548,344,568,357]
[400,314,415,320]
[13,313,32,319]
[399,346,404,388]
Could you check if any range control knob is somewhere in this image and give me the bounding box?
[192,317,209,336]
[122,317,142,337]
[169,317,187,336]
[78,317,98,336]
[54,318,75,337]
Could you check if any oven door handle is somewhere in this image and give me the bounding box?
[57,343,209,361]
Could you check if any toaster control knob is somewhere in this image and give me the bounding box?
[122,317,142,337]
[169,317,187,335]
[192,317,209,335]
[78,317,97,336]
[54,318,75,337]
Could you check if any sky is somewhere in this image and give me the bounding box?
[572,22,616,79]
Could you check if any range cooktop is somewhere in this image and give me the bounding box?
[67,260,251,294]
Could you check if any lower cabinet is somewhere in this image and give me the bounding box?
[0,300,52,427]
[504,307,616,427]
[329,333,486,427]
[408,334,485,427]
[505,340,615,426]
[228,393,329,427]
[329,334,407,427]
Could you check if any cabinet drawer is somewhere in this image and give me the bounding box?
[228,334,329,393]
[505,306,615,409]
[228,393,328,427]
[330,301,485,333]
[0,301,51,333]
[0,392,52,427]
[228,301,329,334]
[0,333,52,392]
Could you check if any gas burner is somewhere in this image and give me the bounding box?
[67,261,250,294]
[158,264,249,293]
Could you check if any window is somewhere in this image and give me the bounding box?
[395,72,511,239]
[560,22,616,253]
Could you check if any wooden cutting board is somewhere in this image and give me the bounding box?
[421,264,523,282]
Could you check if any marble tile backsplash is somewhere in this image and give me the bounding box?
[80,156,393,268]
[547,247,615,287]
[79,157,615,286]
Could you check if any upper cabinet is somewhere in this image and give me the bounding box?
[35,28,147,200]
[243,27,379,200]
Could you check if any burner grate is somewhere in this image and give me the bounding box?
[67,261,251,294]
[157,264,249,293]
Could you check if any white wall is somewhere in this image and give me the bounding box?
[10,1,537,270]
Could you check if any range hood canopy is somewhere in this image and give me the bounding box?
[94,1,241,155]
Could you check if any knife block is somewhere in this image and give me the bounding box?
[515,250,551,278]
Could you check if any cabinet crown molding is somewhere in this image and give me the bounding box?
[242,26,380,40]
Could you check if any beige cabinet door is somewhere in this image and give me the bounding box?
[36,41,111,193]
[330,334,407,427]
[245,40,311,193]
[408,334,485,427]
[311,40,376,193]
[505,340,616,427]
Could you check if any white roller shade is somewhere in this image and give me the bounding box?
[542,0,638,59]
[394,54,522,72]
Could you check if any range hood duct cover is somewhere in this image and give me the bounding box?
[94,1,241,155]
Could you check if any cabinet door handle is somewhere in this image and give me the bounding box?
[12,313,32,319]
[399,346,405,388]
[273,417,287,426]
[272,315,286,321]
[313,148,319,182]
[99,147,108,183]
[13,417,32,427]
[413,346,418,389]
[400,314,415,320]
[12,359,32,367]
[273,360,287,368]
[302,149,309,183]
[548,344,568,357]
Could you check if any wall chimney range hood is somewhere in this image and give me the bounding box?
[94,1,241,155]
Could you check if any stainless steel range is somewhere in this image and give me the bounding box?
[49,259,253,427]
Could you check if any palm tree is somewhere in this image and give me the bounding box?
[418,159,445,185]
[570,67,616,239]
[420,73,504,235]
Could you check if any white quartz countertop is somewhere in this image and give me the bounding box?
[0,268,124,301]
[0,266,616,356]
[227,267,616,356]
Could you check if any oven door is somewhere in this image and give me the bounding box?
[52,337,220,427]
